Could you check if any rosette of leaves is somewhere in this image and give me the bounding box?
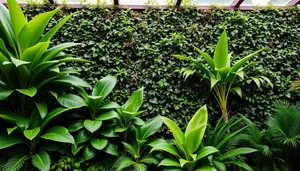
[173,29,272,122]
[203,116,258,171]
[112,117,163,171]
[114,87,146,142]
[149,105,219,171]
[0,0,90,170]
[56,76,120,160]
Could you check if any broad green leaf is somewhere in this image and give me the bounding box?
[41,43,81,62]
[84,119,102,133]
[185,125,207,153]
[0,110,23,123]
[0,134,23,150]
[40,13,73,42]
[18,7,62,51]
[159,116,185,151]
[232,87,242,98]
[100,101,120,109]
[21,42,49,64]
[149,139,179,157]
[0,88,13,100]
[2,154,29,171]
[196,146,219,160]
[179,158,192,167]
[7,0,26,36]
[103,143,118,156]
[214,30,228,69]
[23,127,40,140]
[41,126,75,144]
[210,77,219,89]
[92,76,117,101]
[158,158,180,167]
[185,105,208,136]
[16,118,30,130]
[231,49,263,73]
[30,108,42,128]
[31,151,50,171]
[7,126,18,135]
[57,94,87,108]
[35,102,48,119]
[68,120,84,132]
[218,148,258,161]
[10,57,30,67]
[76,129,92,144]
[216,67,231,80]
[90,137,108,150]
[53,75,91,88]
[123,87,144,113]
[193,45,214,69]
[16,87,37,97]
[100,128,119,137]
[96,110,119,121]
[0,4,16,51]
[140,117,163,140]
[115,126,128,132]
[83,145,97,160]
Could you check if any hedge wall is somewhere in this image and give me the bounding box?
[24,6,300,128]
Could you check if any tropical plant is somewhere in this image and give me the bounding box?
[149,105,219,171]
[173,29,273,122]
[112,117,163,171]
[203,116,257,171]
[238,117,287,171]
[115,87,146,142]
[56,76,120,160]
[0,0,90,170]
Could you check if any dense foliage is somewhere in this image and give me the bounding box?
[23,6,300,128]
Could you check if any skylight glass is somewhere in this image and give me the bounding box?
[187,0,233,5]
[241,0,290,6]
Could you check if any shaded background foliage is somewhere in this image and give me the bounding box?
[23,6,300,129]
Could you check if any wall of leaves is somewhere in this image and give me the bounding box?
[24,6,300,128]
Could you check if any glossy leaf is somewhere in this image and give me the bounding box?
[23,127,40,140]
[31,151,50,171]
[90,137,108,150]
[84,119,102,133]
[16,87,37,97]
[214,30,228,69]
[83,145,97,160]
[0,134,23,150]
[41,126,75,144]
[92,76,117,101]
[57,94,87,108]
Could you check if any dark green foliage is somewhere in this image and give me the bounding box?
[22,6,300,129]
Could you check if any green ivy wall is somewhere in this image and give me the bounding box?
[24,6,300,128]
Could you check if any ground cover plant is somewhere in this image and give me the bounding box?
[0,0,300,171]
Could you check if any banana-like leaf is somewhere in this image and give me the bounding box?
[31,151,50,171]
[123,87,144,113]
[185,125,207,153]
[140,117,163,140]
[57,94,87,108]
[18,7,62,52]
[214,30,228,69]
[100,101,120,109]
[41,126,75,144]
[185,105,207,136]
[196,146,219,160]
[158,158,180,167]
[159,116,185,152]
[7,0,26,36]
[21,42,49,64]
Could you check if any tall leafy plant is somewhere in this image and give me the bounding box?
[56,76,120,160]
[149,105,219,171]
[173,30,272,122]
[0,0,90,170]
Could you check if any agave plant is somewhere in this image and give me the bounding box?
[149,105,219,171]
[56,76,120,160]
[115,88,146,142]
[112,117,163,171]
[0,0,90,170]
[203,116,258,171]
[173,29,272,122]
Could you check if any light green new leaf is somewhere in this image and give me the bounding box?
[123,87,144,113]
[214,30,228,69]
[90,137,108,150]
[159,116,185,151]
[41,126,75,144]
[185,105,207,136]
[185,125,207,153]
[31,151,50,171]
[232,87,242,98]
[18,7,62,51]
[84,119,102,133]
[16,87,37,97]
[7,0,26,36]
[149,139,179,157]
[210,77,220,89]
[179,158,191,167]
[10,57,30,67]
[23,127,40,140]
[7,126,18,135]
